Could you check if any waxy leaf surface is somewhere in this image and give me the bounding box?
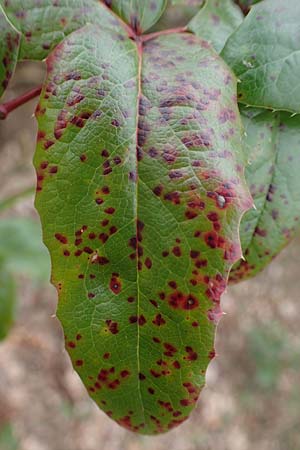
[33,14,251,434]
[188,0,243,53]
[103,0,167,33]
[230,107,300,283]
[222,0,300,113]
[0,5,20,98]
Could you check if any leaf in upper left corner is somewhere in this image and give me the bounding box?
[230,107,300,283]
[188,0,243,53]
[0,6,20,99]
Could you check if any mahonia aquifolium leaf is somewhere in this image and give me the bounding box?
[222,0,300,113]
[230,107,300,283]
[0,265,16,341]
[33,0,252,432]
[0,5,20,98]
[188,0,243,53]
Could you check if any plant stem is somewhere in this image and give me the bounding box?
[0,86,42,120]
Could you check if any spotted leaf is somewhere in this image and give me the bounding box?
[1,0,123,60]
[230,107,300,283]
[222,0,300,113]
[188,0,243,53]
[103,0,168,33]
[33,18,251,434]
[0,5,20,99]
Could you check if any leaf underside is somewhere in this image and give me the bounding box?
[230,107,300,283]
[222,0,300,113]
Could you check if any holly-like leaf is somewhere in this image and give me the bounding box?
[103,0,167,33]
[230,107,300,283]
[188,0,243,53]
[0,5,20,99]
[1,0,123,61]
[33,17,251,433]
[222,0,300,113]
[0,266,16,341]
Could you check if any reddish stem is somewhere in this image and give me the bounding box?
[0,86,42,120]
[141,26,188,43]
[234,0,250,15]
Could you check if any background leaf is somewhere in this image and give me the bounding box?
[0,266,16,341]
[188,0,243,53]
[230,107,300,283]
[149,0,204,31]
[222,0,300,113]
[103,0,168,33]
[0,5,20,99]
[0,218,50,283]
[34,21,251,434]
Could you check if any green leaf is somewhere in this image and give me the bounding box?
[0,0,123,60]
[0,266,16,341]
[149,1,204,31]
[0,5,20,99]
[0,218,50,283]
[222,0,300,113]
[104,0,168,33]
[188,0,243,53]
[33,22,251,434]
[230,107,300,283]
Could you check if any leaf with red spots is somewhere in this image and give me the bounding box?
[0,5,20,99]
[1,0,125,60]
[103,0,168,33]
[222,0,300,113]
[230,107,300,283]
[0,266,16,340]
[188,0,243,53]
[34,17,251,434]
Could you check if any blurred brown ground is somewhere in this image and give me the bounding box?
[0,62,300,450]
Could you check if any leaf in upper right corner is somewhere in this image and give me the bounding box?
[0,5,20,99]
[229,107,300,283]
[222,0,300,113]
[188,0,243,53]
[0,266,16,341]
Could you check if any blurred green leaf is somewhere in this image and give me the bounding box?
[0,424,18,450]
[0,266,16,341]
[0,218,50,283]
